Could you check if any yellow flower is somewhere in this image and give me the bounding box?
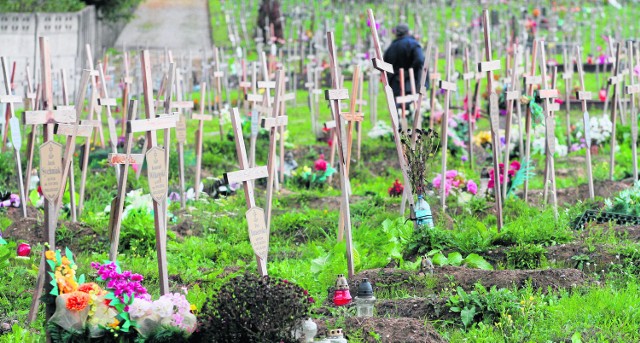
[473,131,492,146]
[45,250,56,261]
[529,296,534,301]
[190,304,197,312]
[108,318,120,328]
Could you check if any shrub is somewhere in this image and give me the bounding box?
[194,272,313,343]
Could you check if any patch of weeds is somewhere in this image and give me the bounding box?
[505,243,547,270]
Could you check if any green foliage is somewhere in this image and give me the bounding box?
[0,151,16,191]
[83,0,143,22]
[428,250,493,270]
[447,284,520,329]
[0,0,84,12]
[604,180,640,216]
[194,272,312,343]
[506,243,547,270]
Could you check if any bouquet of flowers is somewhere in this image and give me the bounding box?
[487,160,534,198]
[432,170,478,204]
[574,115,613,147]
[45,248,197,342]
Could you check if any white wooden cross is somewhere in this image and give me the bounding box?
[0,57,27,217]
[27,37,91,325]
[501,44,522,200]
[574,45,596,199]
[326,31,355,278]
[193,82,213,200]
[608,42,622,181]
[410,42,432,148]
[438,42,458,210]
[212,47,226,140]
[428,45,441,131]
[626,41,639,182]
[172,65,194,208]
[263,68,287,234]
[107,100,144,260]
[479,9,504,231]
[224,108,269,276]
[537,41,559,219]
[367,9,415,216]
[523,40,540,202]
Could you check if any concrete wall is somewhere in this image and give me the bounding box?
[0,6,125,102]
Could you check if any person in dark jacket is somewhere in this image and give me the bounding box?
[257,0,284,44]
[383,23,426,98]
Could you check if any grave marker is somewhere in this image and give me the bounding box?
[523,40,540,202]
[501,45,522,200]
[367,9,415,216]
[326,31,355,278]
[626,41,639,181]
[0,57,27,217]
[479,8,504,231]
[439,42,457,210]
[574,46,595,199]
[608,42,622,181]
[224,108,269,276]
[538,42,559,218]
[193,83,212,200]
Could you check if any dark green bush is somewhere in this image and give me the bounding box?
[194,272,313,343]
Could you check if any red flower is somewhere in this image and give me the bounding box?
[388,179,404,197]
[314,154,327,172]
[65,291,90,311]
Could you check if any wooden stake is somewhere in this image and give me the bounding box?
[608,43,622,181]
[626,41,639,182]
[575,47,595,199]
[439,42,457,210]
[193,82,212,200]
[502,45,522,200]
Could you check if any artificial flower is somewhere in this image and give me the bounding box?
[66,291,90,311]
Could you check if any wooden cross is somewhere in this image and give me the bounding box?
[22,67,38,200]
[245,62,260,168]
[27,37,91,325]
[326,31,355,278]
[438,42,458,210]
[626,41,639,182]
[0,59,15,153]
[0,57,27,218]
[263,68,287,234]
[213,47,226,140]
[224,108,269,276]
[562,47,573,147]
[172,65,194,208]
[574,45,595,199]
[191,82,213,201]
[395,68,417,131]
[428,45,440,131]
[608,42,622,181]
[97,62,121,178]
[304,61,322,136]
[479,9,504,231]
[523,40,540,203]
[85,44,106,149]
[501,44,522,201]
[121,51,133,136]
[537,41,559,219]
[131,50,178,294]
[367,9,415,216]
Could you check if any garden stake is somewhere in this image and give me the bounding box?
[523,40,540,203]
[410,41,431,149]
[428,45,440,131]
[562,47,573,147]
[224,108,269,276]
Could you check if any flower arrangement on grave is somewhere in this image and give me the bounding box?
[432,110,469,157]
[44,248,197,342]
[290,154,336,190]
[573,115,613,149]
[388,179,404,197]
[473,131,492,149]
[432,170,478,204]
[486,160,534,198]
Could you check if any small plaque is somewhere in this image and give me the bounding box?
[246,207,269,260]
[176,115,187,143]
[9,117,21,149]
[489,92,499,132]
[146,147,168,203]
[39,141,63,201]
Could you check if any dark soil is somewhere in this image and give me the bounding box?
[525,179,632,208]
[316,317,446,343]
[375,296,454,322]
[350,266,588,295]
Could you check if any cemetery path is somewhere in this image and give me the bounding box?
[115,0,211,52]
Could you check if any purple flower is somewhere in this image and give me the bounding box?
[461,156,468,162]
[467,180,478,195]
[169,192,181,202]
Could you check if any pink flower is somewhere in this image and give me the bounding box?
[509,160,521,171]
[314,154,327,172]
[467,180,478,195]
[445,170,458,179]
[432,175,442,189]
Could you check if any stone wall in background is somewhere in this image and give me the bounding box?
[0,6,125,102]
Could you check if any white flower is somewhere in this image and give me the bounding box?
[151,297,174,319]
[128,297,152,318]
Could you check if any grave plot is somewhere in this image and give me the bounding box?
[1,1,640,342]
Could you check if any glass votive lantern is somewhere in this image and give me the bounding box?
[354,278,376,317]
